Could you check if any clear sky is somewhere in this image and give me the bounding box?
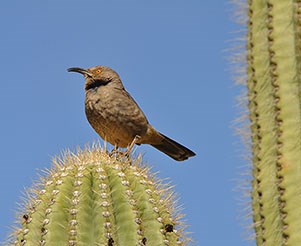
[0,1,254,245]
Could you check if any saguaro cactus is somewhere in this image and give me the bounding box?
[246,0,301,245]
[9,147,187,245]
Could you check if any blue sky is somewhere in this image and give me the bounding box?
[0,1,254,245]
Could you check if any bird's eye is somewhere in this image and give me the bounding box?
[96,69,101,74]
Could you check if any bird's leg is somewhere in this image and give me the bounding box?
[124,135,141,158]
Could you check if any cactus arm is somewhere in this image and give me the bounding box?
[246,0,301,244]
[268,1,301,244]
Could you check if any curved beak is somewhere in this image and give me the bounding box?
[67,67,93,77]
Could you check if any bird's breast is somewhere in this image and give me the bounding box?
[84,87,148,147]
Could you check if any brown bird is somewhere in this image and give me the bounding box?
[67,66,196,161]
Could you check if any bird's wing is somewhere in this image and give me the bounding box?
[113,87,149,124]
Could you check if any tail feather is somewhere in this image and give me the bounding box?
[151,133,196,161]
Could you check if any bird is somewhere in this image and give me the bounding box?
[67,66,196,161]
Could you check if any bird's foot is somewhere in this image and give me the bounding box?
[109,146,131,163]
[109,149,133,165]
[108,136,140,164]
[109,146,120,157]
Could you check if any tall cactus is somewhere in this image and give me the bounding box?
[9,146,187,245]
[246,0,301,245]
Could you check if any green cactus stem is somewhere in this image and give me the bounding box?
[246,0,301,245]
[9,146,188,245]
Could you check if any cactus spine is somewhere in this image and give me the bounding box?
[246,0,301,245]
[10,147,187,245]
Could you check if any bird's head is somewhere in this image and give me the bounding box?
[67,66,122,91]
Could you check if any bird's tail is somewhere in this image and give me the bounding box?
[151,132,196,161]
